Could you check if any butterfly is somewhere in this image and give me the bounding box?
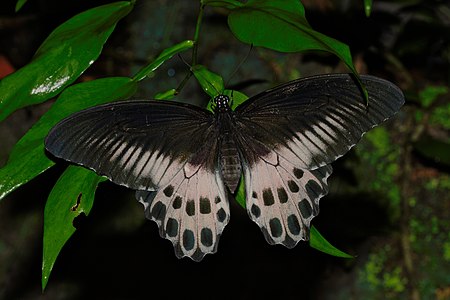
[45,73,405,261]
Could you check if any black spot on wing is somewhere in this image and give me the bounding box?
[186,200,195,216]
[151,201,166,221]
[163,185,174,197]
[166,218,178,237]
[262,188,275,206]
[287,214,301,235]
[298,199,313,219]
[288,180,300,193]
[293,168,304,179]
[182,230,195,251]
[172,196,182,209]
[217,208,227,223]
[200,197,211,214]
[251,204,261,218]
[269,218,283,238]
[201,228,213,247]
[277,187,288,203]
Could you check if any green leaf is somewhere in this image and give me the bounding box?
[15,0,28,12]
[222,0,367,100]
[42,166,106,290]
[154,89,177,100]
[0,1,133,122]
[310,225,354,258]
[203,0,243,9]
[235,175,246,208]
[132,40,195,82]
[192,64,225,98]
[0,77,137,202]
[418,85,448,108]
[364,0,373,17]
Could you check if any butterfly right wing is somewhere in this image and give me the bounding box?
[45,100,230,261]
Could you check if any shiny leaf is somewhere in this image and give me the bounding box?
[0,1,133,122]
[154,89,177,100]
[42,166,106,290]
[0,77,137,202]
[192,64,225,98]
[212,0,366,100]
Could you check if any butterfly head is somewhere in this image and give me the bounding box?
[213,94,231,113]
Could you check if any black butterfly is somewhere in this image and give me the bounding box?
[45,73,404,261]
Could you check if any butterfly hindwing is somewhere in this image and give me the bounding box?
[136,165,229,261]
[243,152,332,247]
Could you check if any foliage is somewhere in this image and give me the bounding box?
[0,0,366,290]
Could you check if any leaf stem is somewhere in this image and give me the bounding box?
[176,3,205,94]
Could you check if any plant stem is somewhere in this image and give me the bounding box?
[176,3,204,94]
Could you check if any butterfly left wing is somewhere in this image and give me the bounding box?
[136,165,229,261]
[233,74,404,247]
[45,100,230,261]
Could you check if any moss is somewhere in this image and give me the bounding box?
[383,267,407,293]
[355,127,402,221]
[430,103,450,130]
[443,240,450,261]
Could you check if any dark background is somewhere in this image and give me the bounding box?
[0,0,449,299]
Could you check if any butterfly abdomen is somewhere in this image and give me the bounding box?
[219,133,242,192]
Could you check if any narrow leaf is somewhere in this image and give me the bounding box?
[132,40,194,82]
[15,0,28,12]
[0,77,137,202]
[154,89,177,100]
[310,225,354,258]
[364,0,373,17]
[42,166,106,290]
[0,1,133,122]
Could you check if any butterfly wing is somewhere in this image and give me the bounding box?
[234,74,404,246]
[45,100,230,261]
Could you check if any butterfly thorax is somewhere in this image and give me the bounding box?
[214,95,242,193]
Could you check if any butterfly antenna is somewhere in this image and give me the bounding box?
[224,44,253,88]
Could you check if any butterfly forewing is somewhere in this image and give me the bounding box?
[235,74,405,169]
[46,101,216,190]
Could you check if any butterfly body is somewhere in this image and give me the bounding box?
[45,73,405,261]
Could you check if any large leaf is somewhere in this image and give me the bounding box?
[42,165,106,290]
[0,77,137,202]
[0,1,133,122]
[228,0,357,73]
